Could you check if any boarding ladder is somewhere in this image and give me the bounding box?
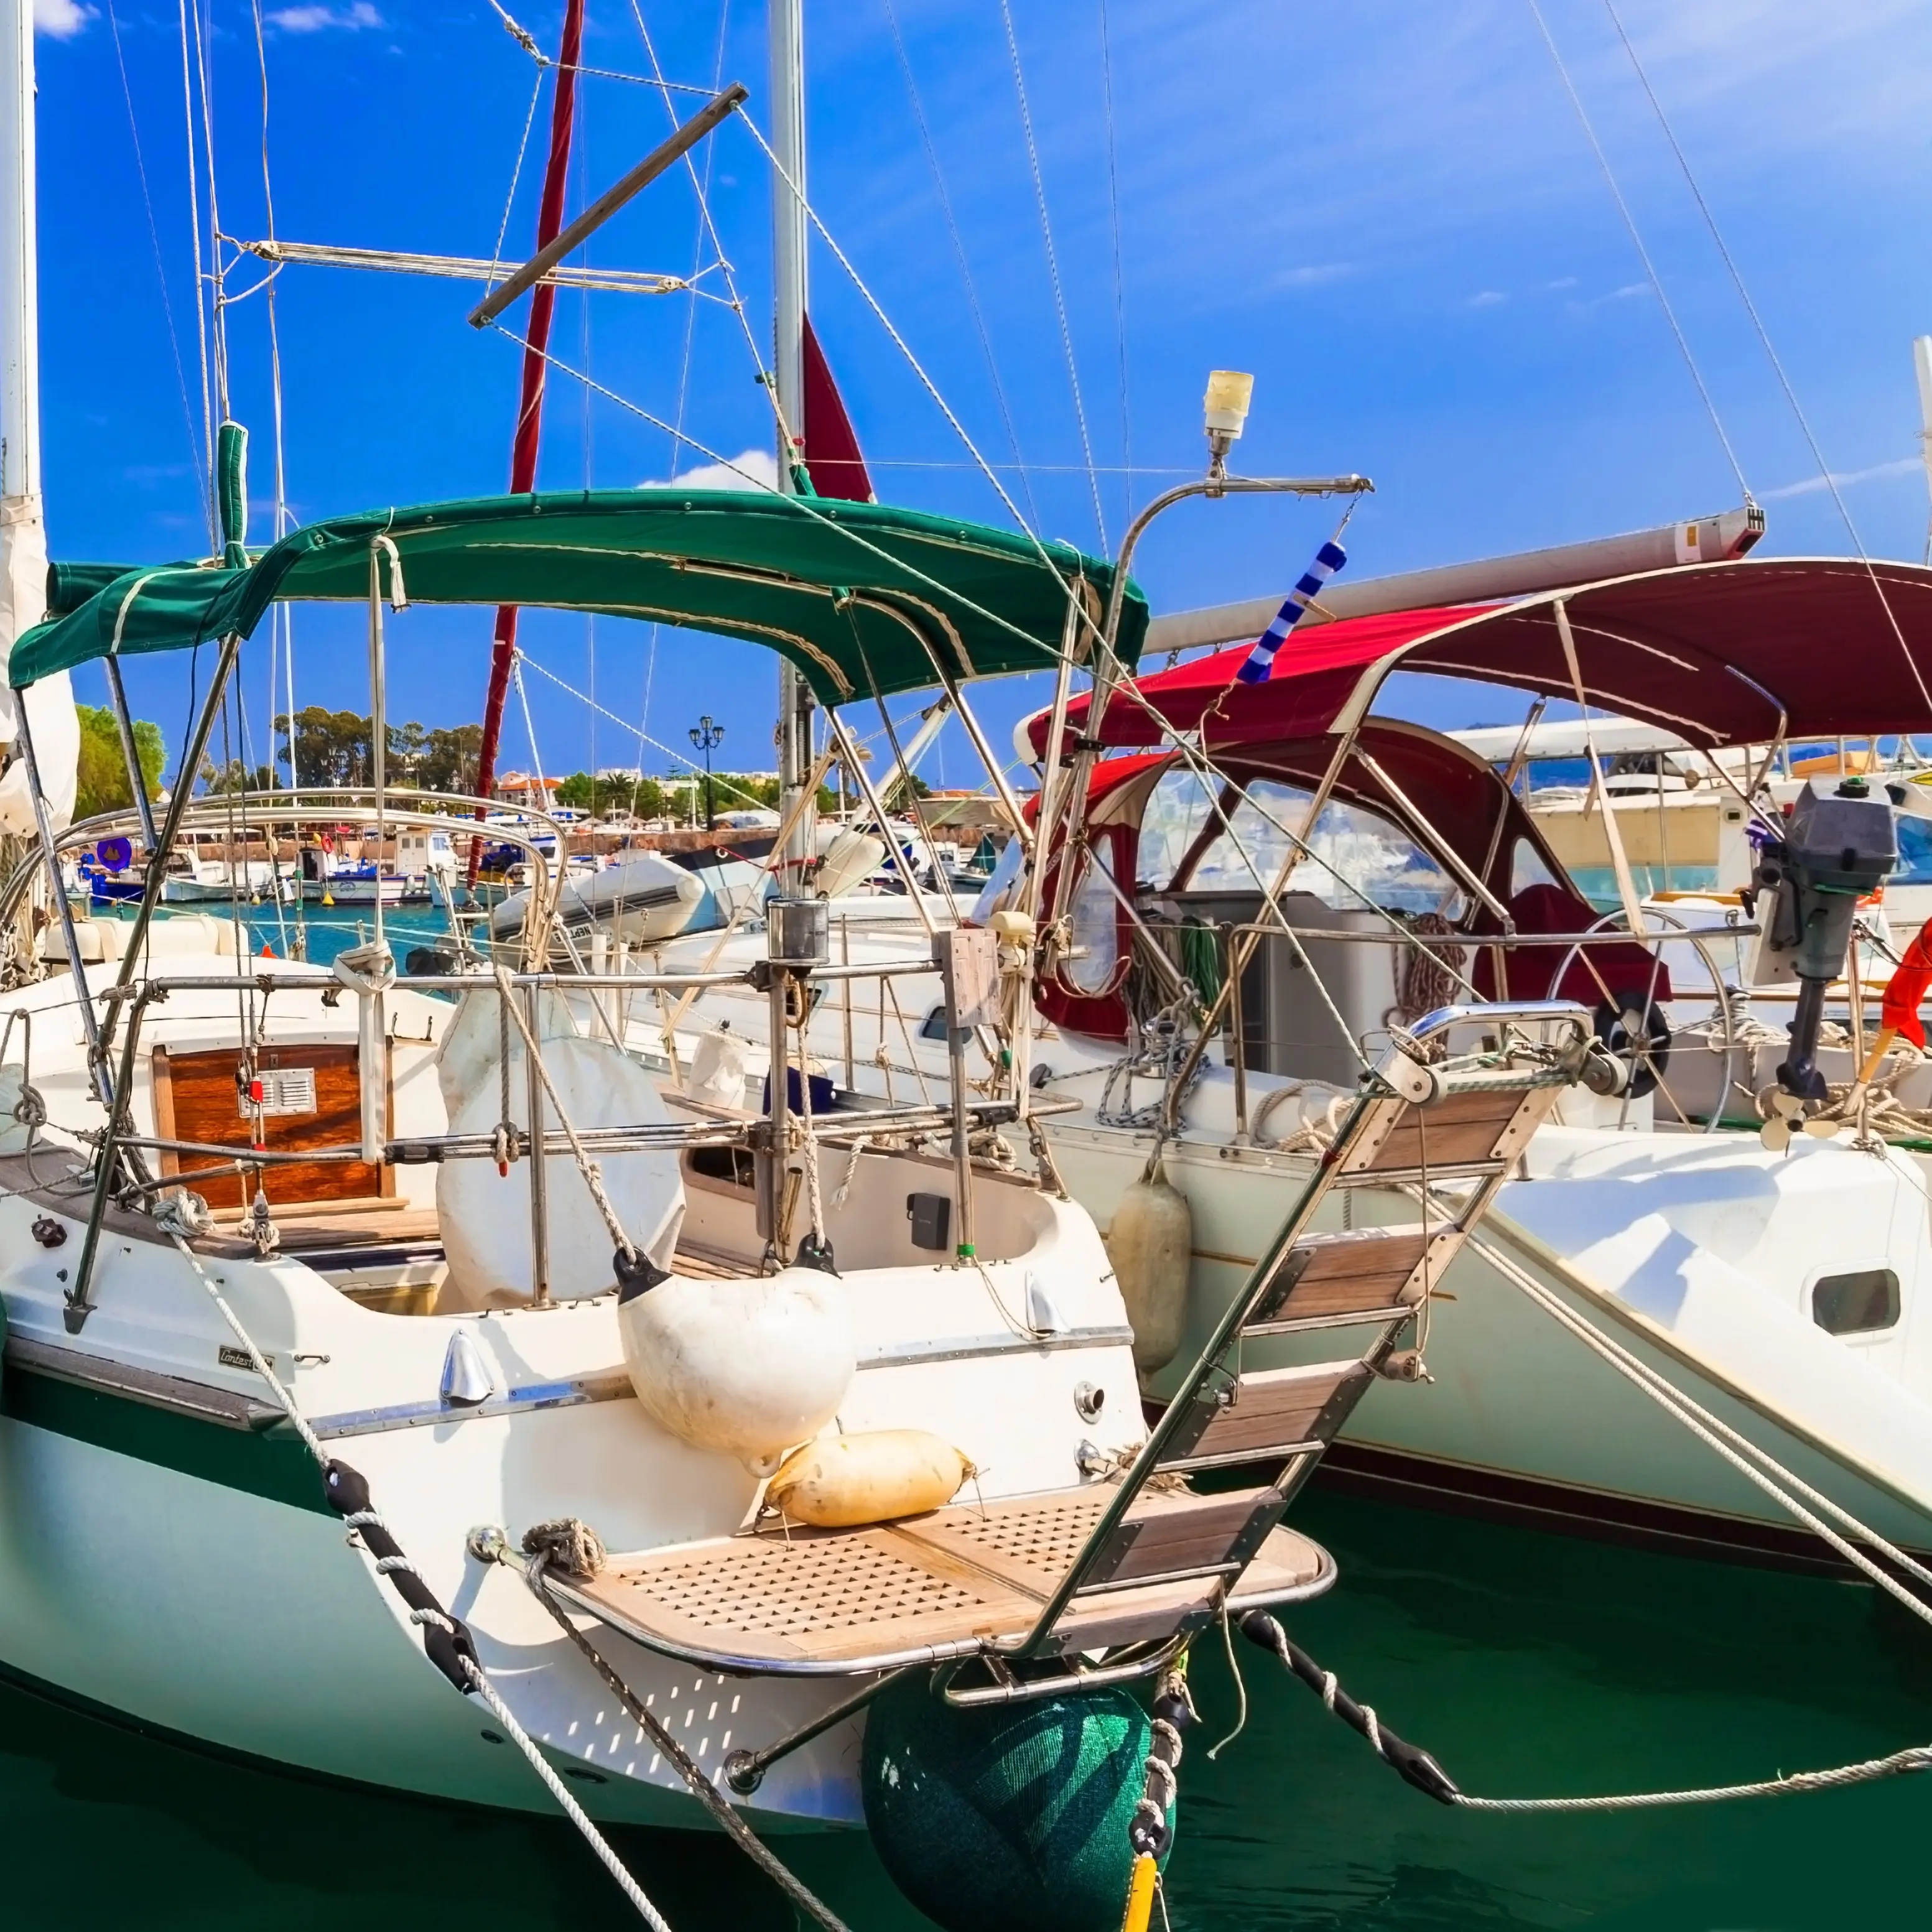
[549,1001,1594,1719]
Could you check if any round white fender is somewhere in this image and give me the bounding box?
[618,1266,855,1472]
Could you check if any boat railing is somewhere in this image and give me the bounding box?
[1131,906,1750,1142]
[52,928,1036,1332]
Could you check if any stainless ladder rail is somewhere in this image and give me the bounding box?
[992,1000,1594,1673]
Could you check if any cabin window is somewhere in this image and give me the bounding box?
[1184,781,1461,916]
[1509,837,1563,898]
[1138,769,1220,888]
[1811,1268,1900,1337]
[687,1144,756,1189]
[1064,841,1122,993]
[919,1005,950,1041]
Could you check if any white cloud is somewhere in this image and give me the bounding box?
[639,447,780,493]
[266,2,381,31]
[1464,289,1507,308]
[1761,455,1922,501]
[1271,262,1354,289]
[33,0,95,37]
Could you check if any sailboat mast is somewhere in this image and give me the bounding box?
[769,0,815,887]
[0,0,36,508]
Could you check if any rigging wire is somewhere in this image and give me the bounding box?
[631,0,732,786]
[628,0,793,458]
[1523,0,1751,507]
[1596,0,1932,715]
[176,0,216,544]
[881,0,1041,533]
[733,114,1054,555]
[106,0,208,542]
[1096,0,1133,536]
[248,0,302,952]
[998,0,1108,551]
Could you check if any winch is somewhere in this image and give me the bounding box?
[1752,776,1896,1100]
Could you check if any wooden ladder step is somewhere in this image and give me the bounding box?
[1243,1222,1459,1331]
[1334,1082,1560,1181]
[1075,1484,1286,1594]
[1157,1362,1371,1474]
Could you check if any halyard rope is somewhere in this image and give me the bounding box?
[161,1219,675,1925]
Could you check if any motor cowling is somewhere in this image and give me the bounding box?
[1756,777,1895,1100]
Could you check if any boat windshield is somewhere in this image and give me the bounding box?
[1139,769,1464,916]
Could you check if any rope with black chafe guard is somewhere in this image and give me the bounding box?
[1238,1610,1932,1811]
[161,1220,677,1928]
[476,1519,854,1932]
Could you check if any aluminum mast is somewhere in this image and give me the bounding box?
[769,0,816,891]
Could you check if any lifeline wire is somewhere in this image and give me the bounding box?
[1595,0,1932,718]
[1523,0,1750,505]
[998,0,1107,549]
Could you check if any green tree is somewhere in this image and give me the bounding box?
[417,723,483,794]
[73,704,165,820]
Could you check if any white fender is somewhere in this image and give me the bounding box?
[618,1267,855,1470]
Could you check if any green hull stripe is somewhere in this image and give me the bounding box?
[0,1359,329,1513]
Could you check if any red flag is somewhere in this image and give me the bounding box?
[801,314,873,503]
[1880,918,1932,1047]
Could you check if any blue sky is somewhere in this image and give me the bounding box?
[29,0,1932,790]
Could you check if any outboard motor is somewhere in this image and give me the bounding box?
[1754,777,1895,1100]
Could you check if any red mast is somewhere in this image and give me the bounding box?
[469,0,585,881]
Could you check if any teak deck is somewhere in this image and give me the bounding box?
[555,1485,1331,1674]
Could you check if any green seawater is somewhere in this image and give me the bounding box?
[2,1490,1924,1929]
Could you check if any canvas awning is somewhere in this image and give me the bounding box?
[1025,557,1932,755]
[17,488,1144,702]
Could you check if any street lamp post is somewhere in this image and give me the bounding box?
[689,715,724,830]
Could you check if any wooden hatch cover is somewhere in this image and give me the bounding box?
[151,1041,392,1210]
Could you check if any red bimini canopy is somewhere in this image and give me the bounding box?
[1026,557,1932,757]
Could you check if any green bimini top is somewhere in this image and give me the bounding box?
[17,488,1145,700]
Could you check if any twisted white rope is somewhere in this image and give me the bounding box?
[461,1659,675,1931]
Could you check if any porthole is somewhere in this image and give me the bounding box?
[1811,1268,1900,1337]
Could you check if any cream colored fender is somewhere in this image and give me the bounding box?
[618,1266,855,1472]
[1104,1159,1192,1375]
[764,1429,971,1528]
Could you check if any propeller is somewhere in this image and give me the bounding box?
[1760,1089,1806,1154]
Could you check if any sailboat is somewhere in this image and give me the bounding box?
[0,11,1590,1922]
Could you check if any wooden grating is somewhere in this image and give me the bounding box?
[560,1484,1329,1672]
[1337,1084,1552,1177]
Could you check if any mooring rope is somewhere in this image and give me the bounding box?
[163,1217,676,1926]
[484,1522,853,1932]
[1240,1610,1932,1811]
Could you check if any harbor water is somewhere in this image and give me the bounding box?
[1,1485,1922,1928]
